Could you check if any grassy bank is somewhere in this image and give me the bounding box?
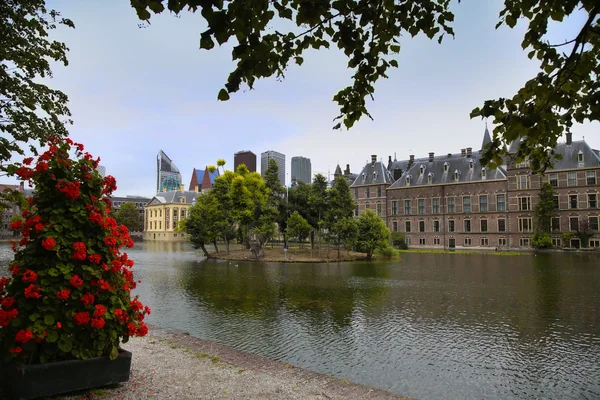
[208,247,369,263]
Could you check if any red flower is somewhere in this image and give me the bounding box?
[1,276,11,291]
[56,180,81,200]
[80,292,95,306]
[9,219,22,230]
[144,306,152,315]
[16,166,34,180]
[42,237,56,250]
[76,143,84,152]
[22,270,38,283]
[35,162,49,172]
[19,237,28,246]
[69,275,83,288]
[136,322,148,337]
[8,263,18,275]
[91,317,105,329]
[72,242,87,260]
[114,308,129,323]
[15,329,33,343]
[10,347,22,354]
[89,212,103,224]
[130,298,143,312]
[1,297,15,309]
[34,222,44,232]
[94,304,106,317]
[74,312,90,325]
[127,323,136,336]
[56,322,62,329]
[0,309,19,327]
[24,284,41,299]
[23,157,33,165]
[104,236,117,247]
[56,289,71,301]
[88,254,102,264]
[21,209,29,217]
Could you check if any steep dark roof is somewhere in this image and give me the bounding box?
[147,190,198,205]
[481,126,492,151]
[388,151,506,189]
[350,161,394,186]
[549,140,600,170]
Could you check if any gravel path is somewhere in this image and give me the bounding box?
[53,327,412,400]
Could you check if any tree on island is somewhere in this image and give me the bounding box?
[115,202,142,232]
[286,211,312,248]
[132,1,600,172]
[356,210,391,261]
[324,175,357,258]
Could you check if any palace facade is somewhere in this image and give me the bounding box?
[351,129,600,249]
[143,186,198,241]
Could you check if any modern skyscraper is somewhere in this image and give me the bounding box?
[291,156,312,184]
[156,150,182,193]
[234,150,257,172]
[261,150,285,186]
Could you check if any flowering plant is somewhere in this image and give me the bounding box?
[0,138,149,364]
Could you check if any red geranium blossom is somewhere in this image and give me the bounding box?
[94,304,106,317]
[91,317,105,329]
[22,270,38,283]
[127,323,136,336]
[136,322,149,337]
[56,322,62,329]
[56,289,71,301]
[15,329,33,343]
[69,275,83,288]
[104,236,117,247]
[9,219,22,230]
[10,347,22,354]
[42,237,56,250]
[24,284,42,299]
[74,312,90,325]
[1,297,16,309]
[8,264,18,275]
[80,292,95,306]
[88,254,102,264]
[35,222,45,232]
[72,242,87,260]
[89,212,103,224]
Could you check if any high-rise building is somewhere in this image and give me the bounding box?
[234,151,257,172]
[261,150,285,186]
[291,156,312,184]
[156,150,182,193]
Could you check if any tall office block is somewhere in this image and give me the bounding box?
[234,150,257,172]
[291,156,312,184]
[156,150,182,193]
[261,150,285,186]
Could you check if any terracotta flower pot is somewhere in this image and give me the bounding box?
[0,350,132,400]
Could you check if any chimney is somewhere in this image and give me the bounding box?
[409,155,415,162]
[345,164,350,176]
[180,184,185,191]
[461,149,466,157]
[195,185,199,193]
[408,155,415,169]
[466,147,472,157]
[428,152,434,162]
[566,132,572,146]
[388,155,392,164]
[447,153,452,158]
[371,154,377,164]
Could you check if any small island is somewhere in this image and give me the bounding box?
[208,247,370,263]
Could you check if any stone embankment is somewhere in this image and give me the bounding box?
[58,326,411,400]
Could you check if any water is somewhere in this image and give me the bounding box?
[1,241,599,399]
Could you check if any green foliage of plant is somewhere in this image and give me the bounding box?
[355,209,391,260]
[375,245,399,259]
[115,202,142,232]
[535,182,555,233]
[577,220,595,248]
[562,232,574,246]
[286,211,312,247]
[532,231,553,249]
[0,138,149,365]
[390,232,408,250]
[132,0,600,172]
[1,0,74,165]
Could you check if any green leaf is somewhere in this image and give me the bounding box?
[46,330,58,343]
[217,89,230,101]
[109,345,119,360]
[44,315,55,325]
[295,56,304,66]
[389,60,398,68]
[58,335,73,353]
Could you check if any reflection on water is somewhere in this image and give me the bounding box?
[1,242,599,399]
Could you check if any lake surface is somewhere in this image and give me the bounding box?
[1,241,599,399]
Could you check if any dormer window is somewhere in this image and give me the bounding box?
[454,170,460,182]
[373,171,378,180]
[469,160,474,170]
[427,172,433,184]
[482,168,487,179]
[181,197,186,203]
[443,162,449,172]
[362,173,366,183]
[578,150,584,163]
[419,165,425,175]
[406,176,411,186]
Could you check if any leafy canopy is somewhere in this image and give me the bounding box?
[1,0,73,165]
[115,202,142,232]
[132,0,600,171]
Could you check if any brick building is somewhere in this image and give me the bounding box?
[352,128,600,250]
[234,151,257,173]
[350,155,395,219]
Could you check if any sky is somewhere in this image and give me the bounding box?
[6,0,599,196]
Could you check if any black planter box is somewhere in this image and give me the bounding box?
[0,350,132,400]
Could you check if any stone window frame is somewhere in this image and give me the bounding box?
[391,200,398,215]
[405,220,411,233]
[462,195,471,214]
[418,198,425,215]
[480,219,488,233]
[588,216,599,231]
[587,170,597,186]
[588,192,598,209]
[448,219,455,232]
[447,196,456,214]
[552,238,561,247]
[518,217,533,232]
[433,219,440,232]
[498,237,507,247]
[549,173,559,188]
[419,237,426,245]
[518,196,532,211]
[366,187,370,199]
[551,216,561,231]
[418,220,426,232]
[496,193,506,212]
[377,185,382,198]
[567,171,577,186]
[480,237,489,246]
[517,174,529,190]
[553,194,560,210]
[432,197,440,214]
[479,195,488,213]
[392,221,398,232]
[519,238,530,247]
[464,219,472,233]
[569,216,579,231]
[404,199,412,215]
[464,237,472,246]
[569,194,578,209]
[498,218,506,232]
[433,237,441,245]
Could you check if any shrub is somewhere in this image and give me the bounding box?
[0,138,149,364]
[390,232,408,250]
[532,232,552,249]
[375,245,399,259]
